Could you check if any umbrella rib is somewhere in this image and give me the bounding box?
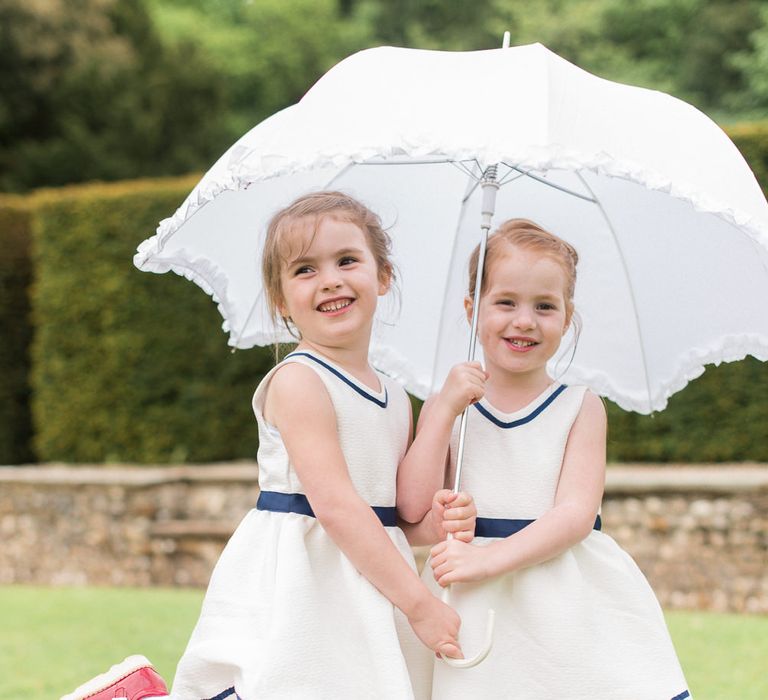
[739,221,768,276]
[355,158,453,165]
[495,162,523,187]
[457,162,487,202]
[462,180,481,204]
[367,158,480,180]
[496,171,527,188]
[430,169,477,395]
[452,159,483,181]
[575,172,654,412]
[505,163,596,202]
[354,157,480,171]
[232,289,268,349]
[323,162,356,187]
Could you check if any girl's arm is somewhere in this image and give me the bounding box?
[396,362,486,523]
[430,391,606,586]
[266,363,462,657]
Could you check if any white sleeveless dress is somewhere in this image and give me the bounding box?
[425,383,691,700]
[170,351,432,700]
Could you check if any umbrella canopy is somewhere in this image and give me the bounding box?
[135,43,768,413]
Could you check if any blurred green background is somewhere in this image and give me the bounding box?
[2,0,768,465]
[4,0,768,194]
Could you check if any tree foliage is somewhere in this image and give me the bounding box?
[0,0,230,191]
[730,4,768,113]
[3,0,768,192]
[146,0,371,137]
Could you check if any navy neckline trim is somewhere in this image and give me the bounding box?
[285,352,388,408]
[473,384,567,428]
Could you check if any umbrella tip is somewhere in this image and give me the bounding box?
[502,31,510,49]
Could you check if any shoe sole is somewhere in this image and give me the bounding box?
[60,655,154,700]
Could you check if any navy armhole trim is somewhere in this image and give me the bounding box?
[474,384,567,428]
[671,691,691,700]
[285,352,388,408]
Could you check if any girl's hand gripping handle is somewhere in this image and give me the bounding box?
[435,531,496,669]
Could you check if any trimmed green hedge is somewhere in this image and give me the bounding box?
[1,123,767,464]
[0,197,34,464]
[728,122,768,196]
[606,358,768,462]
[29,177,273,462]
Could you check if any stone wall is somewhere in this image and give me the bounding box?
[602,466,768,613]
[0,464,258,588]
[1,463,766,613]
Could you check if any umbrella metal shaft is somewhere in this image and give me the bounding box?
[452,166,499,494]
[439,165,499,670]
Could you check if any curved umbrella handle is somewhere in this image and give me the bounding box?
[436,532,496,669]
[438,582,495,669]
[437,162,501,669]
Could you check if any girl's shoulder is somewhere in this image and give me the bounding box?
[269,359,327,393]
[252,355,330,419]
[567,385,605,409]
[255,352,337,394]
[570,386,607,429]
[558,384,605,414]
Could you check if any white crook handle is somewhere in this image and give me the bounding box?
[438,583,495,669]
[436,533,496,669]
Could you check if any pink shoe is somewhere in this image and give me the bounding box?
[60,655,169,700]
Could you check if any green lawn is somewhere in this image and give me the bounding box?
[1,585,765,699]
[0,586,199,700]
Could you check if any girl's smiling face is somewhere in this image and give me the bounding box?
[469,244,569,381]
[278,215,390,352]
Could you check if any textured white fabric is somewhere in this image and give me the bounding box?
[134,44,768,414]
[169,353,432,700]
[424,385,690,700]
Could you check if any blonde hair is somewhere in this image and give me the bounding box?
[467,218,579,324]
[261,191,394,324]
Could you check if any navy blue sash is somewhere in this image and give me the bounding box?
[257,490,398,527]
[475,514,602,538]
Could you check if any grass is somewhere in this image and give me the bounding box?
[666,610,768,698]
[0,586,200,700]
[1,585,766,699]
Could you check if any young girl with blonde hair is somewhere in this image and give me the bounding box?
[399,219,690,699]
[62,191,477,700]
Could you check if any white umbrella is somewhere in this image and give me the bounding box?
[135,42,768,415]
[135,42,768,667]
